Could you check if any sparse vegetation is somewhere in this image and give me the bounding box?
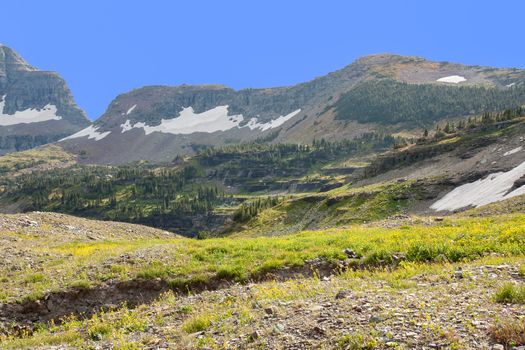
[489,318,525,348]
[494,283,525,304]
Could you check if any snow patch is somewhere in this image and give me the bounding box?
[61,125,111,141]
[430,160,525,211]
[506,83,516,88]
[245,109,301,131]
[133,106,243,135]
[121,119,133,133]
[126,105,137,115]
[436,75,466,84]
[0,95,62,126]
[120,105,301,135]
[504,146,522,156]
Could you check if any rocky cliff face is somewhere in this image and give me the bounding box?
[59,54,525,164]
[0,45,90,154]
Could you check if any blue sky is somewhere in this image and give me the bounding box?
[1,0,524,120]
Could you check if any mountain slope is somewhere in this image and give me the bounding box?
[58,54,525,164]
[0,45,90,154]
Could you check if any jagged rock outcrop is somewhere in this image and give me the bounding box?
[0,45,90,154]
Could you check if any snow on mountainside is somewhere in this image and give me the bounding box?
[436,75,467,83]
[431,160,525,211]
[0,45,90,154]
[118,106,301,136]
[61,125,111,141]
[0,95,62,126]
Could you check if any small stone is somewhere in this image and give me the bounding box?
[491,345,504,350]
[369,315,383,323]
[453,268,464,279]
[249,330,261,340]
[343,248,358,258]
[264,307,275,315]
[312,325,325,335]
[335,289,352,299]
[309,305,324,312]
[274,323,285,333]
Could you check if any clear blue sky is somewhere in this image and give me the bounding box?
[1,0,524,120]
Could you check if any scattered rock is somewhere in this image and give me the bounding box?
[309,305,324,312]
[453,268,464,279]
[343,248,358,259]
[312,325,325,336]
[335,289,352,300]
[249,330,261,340]
[273,323,285,333]
[264,307,276,315]
[369,315,383,323]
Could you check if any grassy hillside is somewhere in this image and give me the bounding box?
[0,145,75,178]
[1,212,524,348]
[1,212,524,304]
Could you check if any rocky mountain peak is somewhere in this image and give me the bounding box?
[0,45,91,155]
[0,45,36,78]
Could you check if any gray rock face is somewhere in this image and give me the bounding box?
[0,45,90,154]
[60,54,525,164]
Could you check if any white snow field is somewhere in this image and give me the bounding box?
[120,105,301,135]
[120,119,133,133]
[0,95,62,126]
[431,160,525,211]
[503,146,522,156]
[126,105,137,115]
[436,75,467,84]
[61,125,111,141]
[244,109,301,131]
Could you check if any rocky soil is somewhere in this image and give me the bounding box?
[2,260,524,349]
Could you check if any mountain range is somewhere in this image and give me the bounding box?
[1,45,525,164]
[60,53,525,163]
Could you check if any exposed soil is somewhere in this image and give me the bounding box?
[0,257,340,333]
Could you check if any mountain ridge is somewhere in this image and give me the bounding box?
[56,53,525,164]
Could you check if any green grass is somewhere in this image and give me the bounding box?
[24,273,45,283]
[0,145,74,175]
[494,283,525,304]
[336,333,380,349]
[234,180,426,237]
[182,314,213,333]
[519,264,525,277]
[2,213,525,303]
